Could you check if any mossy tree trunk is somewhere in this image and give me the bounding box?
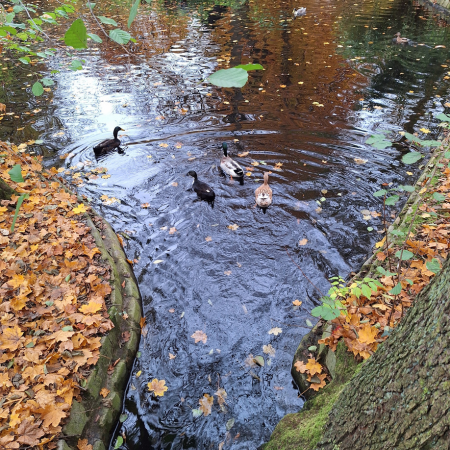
[0,178,16,200]
[317,256,450,449]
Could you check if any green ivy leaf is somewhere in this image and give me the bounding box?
[432,192,446,202]
[109,28,131,45]
[389,283,402,295]
[402,152,423,164]
[98,16,118,26]
[87,33,102,43]
[385,195,399,206]
[208,68,248,88]
[9,164,24,183]
[32,81,44,96]
[426,258,441,274]
[64,18,87,49]
[395,249,414,260]
[128,0,140,28]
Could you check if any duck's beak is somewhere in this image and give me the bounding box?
[120,128,125,131]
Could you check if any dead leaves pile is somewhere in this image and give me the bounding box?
[294,358,327,391]
[320,151,450,361]
[0,142,114,448]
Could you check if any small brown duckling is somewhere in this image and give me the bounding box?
[255,172,272,208]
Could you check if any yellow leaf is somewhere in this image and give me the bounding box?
[299,238,308,246]
[77,439,93,450]
[72,203,87,214]
[292,300,302,306]
[268,327,282,336]
[136,370,142,377]
[358,323,378,344]
[148,378,168,396]
[305,358,322,375]
[294,360,307,373]
[227,224,239,231]
[99,388,110,398]
[191,330,207,343]
[238,152,249,157]
[420,128,430,134]
[79,300,103,314]
[205,236,212,242]
[169,227,177,235]
[159,143,169,148]
[375,236,386,248]
[199,393,213,416]
[101,174,111,179]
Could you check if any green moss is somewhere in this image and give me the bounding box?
[264,343,360,450]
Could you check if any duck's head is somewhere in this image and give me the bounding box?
[113,126,124,137]
[222,142,228,157]
[395,32,401,37]
[187,170,198,179]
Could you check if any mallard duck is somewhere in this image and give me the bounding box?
[392,32,410,44]
[293,7,306,17]
[220,143,244,179]
[187,171,215,202]
[255,172,272,208]
[93,126,124,153]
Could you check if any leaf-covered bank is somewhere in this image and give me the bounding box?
[0,142,142,449]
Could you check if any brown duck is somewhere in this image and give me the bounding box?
[255,172,272,208]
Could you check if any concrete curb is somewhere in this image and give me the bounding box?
[57,210,142,450]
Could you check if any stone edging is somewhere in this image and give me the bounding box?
[57,210,142,450]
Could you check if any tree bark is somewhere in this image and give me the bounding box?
[317,256,450,449]
[0,178,16,200]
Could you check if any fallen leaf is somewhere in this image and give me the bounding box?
[294,360,307,373]
[299,238,308,246]
[147,379,168,396]
[169,227,177,234]
[191,330,207,344]
[205,236,212,242]
[238,152,249,157]
[159,143,169,148]
[305,358,322,375]
[169,353,176,359]
[292,300,302,306]
[268,327,282,336]
[198,393,213,416]
[77,439,93,450]
[263,344,276,357]
[72,203,87,214]
[227,224,239,231]
[141,203,150,208]
[99,388,110,398]
[224,270,232,276]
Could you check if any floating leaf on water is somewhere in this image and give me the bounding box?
[207,68,248,88]
[119,414,128,423]
[192,408,203,418]
[253,355,265,367]
[268,327,282,336]
[226,418,236,430]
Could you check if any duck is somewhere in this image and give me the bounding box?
[293,7,306,17]
[93,126,124,153]
[392,32,410,44]
[187,171,215,202]
[220,142,244,179]
[255,172,272,208]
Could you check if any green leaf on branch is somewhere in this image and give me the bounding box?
[402,152,423,164]
[432,192,446,202]
[87,33,102,43]
[436,113,450,122]
[19,56,30,64]
[373,189,387,197]
[311,304,341,320]
[86,2,96,9]
[366,133,392,149]
[113,436,123,449]
[395,249,414,260]
[64,19,87,49]
[385,195,399,206]
[128,0,140,28]
[234,63,264,71]
[389,283,402,295]
[8,164,24,183]
[109,29,131,45]
[426,258,441,274]
[403,132,440,147]
[208,68,248,88]
[32,81,44,96]
[376,266,397,277]
[41,77,54,86]
[13,5,24,13]
[69,60,83,71]
[11,194,29,233]
[98,16,118,26]
[398,185,415,192]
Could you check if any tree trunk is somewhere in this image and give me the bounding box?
[317,256,450,449]
[0,178,17,200]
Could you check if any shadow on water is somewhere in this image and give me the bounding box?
[2,0,450,447]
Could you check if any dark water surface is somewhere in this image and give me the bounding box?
[2,0,450,448]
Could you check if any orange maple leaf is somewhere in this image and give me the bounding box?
[99,388,110,398]
[79,300,103,314]
[309,373,327,391]
[0,326,23,351]
[358,323,378,344]
[305,358,322,376]
[77,439,93,450]
[199,393,214,416]
[147,379,168,397]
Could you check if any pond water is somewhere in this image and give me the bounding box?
[2,0,450,448]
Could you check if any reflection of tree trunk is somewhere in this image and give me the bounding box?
[317,255,450,449]
[0,178,16,200]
